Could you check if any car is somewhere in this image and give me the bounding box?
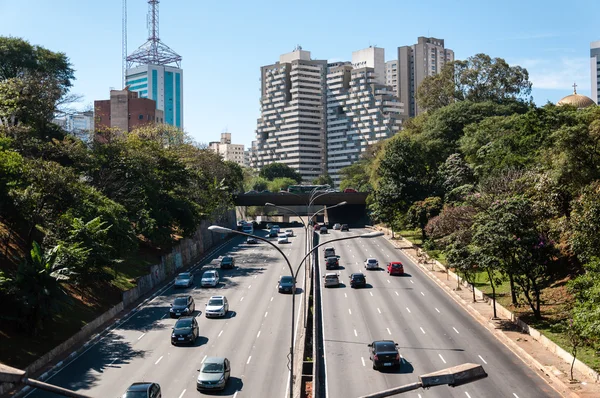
[205,295,229,318]
[323,272,340,288]
[313,223,321,231]
[123,382,161,398]
[174,272,193,288]
[285,229,294,237]
[171,316,199,345]
[278,275,296,293]
[201,270,220,287]
[387,261,405,275]
[368,340,400,370]
[170,295,195,318]
[272,225,281,233]
[365,258,379,270]
[324,247,336,258]
[220,256,235,270]
[349,273,367,288]
[268,229,278,238]
[241,225,253,234]
[196,357,231,391]
[277,234,289,244]
[344,188,358,193]
[320,226,328,234]
[246,236,258,244]
[325,256,339,270]
[341,224,349,231]
[333,223,341,230]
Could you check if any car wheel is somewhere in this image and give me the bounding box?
[372,363,377,370]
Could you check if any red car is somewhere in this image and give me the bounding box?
[387,262,404,276]
[343,188,357,193]
[313,223,321,231]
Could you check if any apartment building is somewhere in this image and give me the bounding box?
[326,59,403,186]
[592,40,600,104]
[208,132,245,166]
[395,37,454,118]
[252,47,327,182]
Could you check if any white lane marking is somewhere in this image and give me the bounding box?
[387,328,392,335]
[361,357,365,367]
[254,275,257,279]
[344,293,347,298]
[247,356,252,364]
[377,308,381,314]
[395,291,399,296]
[137,333,146,340]
[479,355,488,364]
[270,296,274,302]
[352,254,355,258]
[453,327,460,334]
[420,327,426,334]
[161,314,166,319]
[406,307,411,313]
[240,296,244,302]
[218,330,223,337]
[348,309,352,315]
[233,392,238,398]
[264,311,268,318]
[354,329,358,337]
[465,393,472,398]
[202,355,207,363]
[512,394,519,398]
[439,354,446,364]
[421,291,425,296]
[435,307,440,313]
[155,356,163,365]
[248,285,252,289]
[257,331,261,338]
[410,280,414,284]
[178,389,186,398]
[387,279,391,283]
[369,292,373,296]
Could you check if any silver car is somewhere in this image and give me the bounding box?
[205,295,229,318]
[201,270,220,287]
[197,357,231,391]
[365,258,379,270]
[174,272,193,288]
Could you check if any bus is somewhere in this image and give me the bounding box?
[287,185,329,193]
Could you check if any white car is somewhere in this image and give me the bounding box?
[174,272,193,288]
[277,234,289,244]
[201,270,220,287]
[205,295,229,318]
[333,223,341,230]
[285,229,294,237]
[365,258,379,270]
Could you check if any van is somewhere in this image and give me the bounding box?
[324,247,335,258]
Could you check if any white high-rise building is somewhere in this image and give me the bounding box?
[252,47,327,182]
[53,111,94,141]
[326,57,403,186]
[591,40,600,105]
[208,132,245,166]
[126,64,184,129]
[351,47,385,85]
[385,60,398,93]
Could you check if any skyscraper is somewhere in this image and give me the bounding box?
[252,47,327,183]
[395,37,454,118]
[591,40,600,105]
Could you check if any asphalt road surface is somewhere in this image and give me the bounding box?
[26,227,306,398]
[319,228,562,398]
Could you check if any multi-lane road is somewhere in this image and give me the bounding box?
[27,228,307,398]
[319,228,562,398]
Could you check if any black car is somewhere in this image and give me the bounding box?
[341,224,349,231]
[123,382,161,398]
[368,340,400,370]
[278,275,296,293]
[349,273,366,288]
[170,295,195,318]
[268,230,278,238]
[220,256,235,269]
[325,256,339,270]
[171,316,199,345]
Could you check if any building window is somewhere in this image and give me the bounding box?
[138,114,144,120]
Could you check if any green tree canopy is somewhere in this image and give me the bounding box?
[312,174,334,187]
[259,162,302,183]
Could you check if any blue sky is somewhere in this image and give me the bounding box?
[1,0,597,147]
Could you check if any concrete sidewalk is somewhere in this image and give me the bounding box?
[373,226,600,398]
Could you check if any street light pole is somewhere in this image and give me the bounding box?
[208,226,383,398]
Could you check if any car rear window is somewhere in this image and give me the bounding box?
[375,342,396,351]
[391,263,402,268]
[352,275,365,281]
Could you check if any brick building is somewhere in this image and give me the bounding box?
[94,88,164,133]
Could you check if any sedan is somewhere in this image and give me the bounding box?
[171,316,199,345]
[387,261,405,276]
[174,272,193,288]
[278,275,296,293]
[333,223,341,230]
[365,258,379,270]
[285,229,294,237]
[323,272,340,288]
[349,273,366,288]
[123,382,161,398]
[369,340,400,370]
[170,295,195,318]
[278,234,289,244]
[197,357,231,391]
[220,256,235,270]
[205,295,229,318]
[201,270,220,287]
[246,236,258,244]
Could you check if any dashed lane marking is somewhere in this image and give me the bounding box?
[178,389,186,398]
[257,331,261,338]
[386,328,392,335]
[137,333,146,340]
[453,327,459,334]
[439,354,446,364]
[421,292,425,296]
[354,329,358,337]
[155,356,163,365]
[479,355,488,364]
[247,356,252,364]
[349,309,352,315]
[361,357,366,367]
[435,307,440,313]
[369,292,373,296]
[406,307,411,313]
[377,308,381,314]
[218,330,223,337]
[395,291,399,296]
[240,297,244,302]
[420,327,426,334]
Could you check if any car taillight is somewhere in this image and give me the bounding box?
[373,355,378,361]
[395,353,400,360]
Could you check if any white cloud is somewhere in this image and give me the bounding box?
[513,57,590,90]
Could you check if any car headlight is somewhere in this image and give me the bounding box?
[219,375,225,383]
[183,308,189,312]
[170,308,174,312]
[171,333,176,337]
[187,333,194,338]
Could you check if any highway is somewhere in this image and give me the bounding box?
[319,228,562,398]
[26,227,307,398]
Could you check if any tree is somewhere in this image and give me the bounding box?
[259,162,302,183]
[249,176,269,192]
[568,258,600,352]
[268,177,297,192]
[417,53,532,112]
[312,174,333,187]
[339,161,373,192]
[570,181,600,263]
[406,197,443,241]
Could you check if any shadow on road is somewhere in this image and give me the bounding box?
[377,360,415,374]
[200,377,244,396]
[116,305,171,332]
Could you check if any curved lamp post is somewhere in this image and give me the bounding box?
[208,225,383,398]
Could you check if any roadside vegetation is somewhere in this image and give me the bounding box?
[0,37,242,367]
[339,53,600,371]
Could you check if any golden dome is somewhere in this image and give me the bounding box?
[558,83,596,109]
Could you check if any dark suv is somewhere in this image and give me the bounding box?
[220,256,235,269]
[325,256,339,270]
[349,273,366,288]
[171,316,199,345]
[170,295,195,318]
[123,382,161,398]
[341,224,349,231]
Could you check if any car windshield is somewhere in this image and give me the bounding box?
[202,362,224,373]
[174,319,192,330]
[203,272,216,279]
[173,297,188,306]
[352,275,365,280]
[208,298,223,306]
[326,275,337,280]
[176,273,190,280]
[375,342,397,352]
[222,257,232,262]
[280,276,293,283]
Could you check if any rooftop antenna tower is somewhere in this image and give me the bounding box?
[122,0,127,88]
[126,0,182,68]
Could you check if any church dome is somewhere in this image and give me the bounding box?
[557,84,596,109]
